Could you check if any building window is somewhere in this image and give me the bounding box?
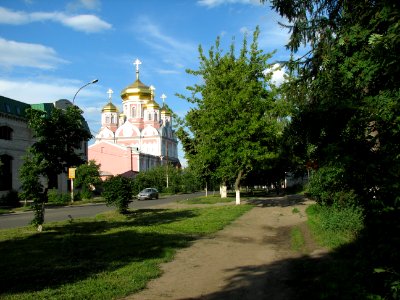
[0,154,12,191]
[0,126,12,140]
[106,116,110,123]
[154,113,158,121]
[148,113,152,121]
[132,106,136,118]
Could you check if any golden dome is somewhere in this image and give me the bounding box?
[102,102,118,113]
[160,105,171,115]
[145,100,160,110]
[121,79,152,101]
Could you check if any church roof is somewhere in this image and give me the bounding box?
[102,101,118,113]
[160,104,172,115]
[120,79,152,101]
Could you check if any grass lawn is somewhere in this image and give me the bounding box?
[0,205,252,299]
[177,194,235,204]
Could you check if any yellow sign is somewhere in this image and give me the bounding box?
[68,167,76,179]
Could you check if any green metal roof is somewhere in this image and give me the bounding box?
[30,102,55,117]
[0,95,31,118]
[1,95,90,134]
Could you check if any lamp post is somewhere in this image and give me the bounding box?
[72,79,99,104]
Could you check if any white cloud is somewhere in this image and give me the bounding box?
[0,77,103,105]
[0,7,29,24]
[0,37,67,69]
[0,6,111,33]
[133,16,197,68]
[197,0,260,8]
[60,14,111,33]
[239,26,250,35]
[264,63,286,86]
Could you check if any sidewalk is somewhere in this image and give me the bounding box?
[123,196,322,300]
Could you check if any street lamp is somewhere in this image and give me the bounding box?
[72,79,99,104]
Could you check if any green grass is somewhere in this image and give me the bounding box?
[178,194,235,204]
[0,205,252,299]
[290,226,305,252]
[306,204,364,248]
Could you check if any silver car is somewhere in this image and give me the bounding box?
[137,188,159,200]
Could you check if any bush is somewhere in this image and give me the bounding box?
[79,188,93,200]
[102,176,133,214]
[307,165,359,208]
[47,189,70,205]
[0,190,21,207]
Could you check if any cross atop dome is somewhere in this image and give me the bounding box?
[133,58,142,80]
[107,88,114,102]
[150,85,155,100]
[161,93,167,105]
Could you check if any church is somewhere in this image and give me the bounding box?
[88,59,180,179]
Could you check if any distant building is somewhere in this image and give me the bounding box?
[0,96,88,196]
[88,59,180,179]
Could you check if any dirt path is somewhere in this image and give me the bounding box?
[123,195,327,300]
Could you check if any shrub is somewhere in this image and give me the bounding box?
[47,189,70,205]
[79,189,93,200]
[0,190,20,207]
[307,165,359,208]
[102,176,133,214]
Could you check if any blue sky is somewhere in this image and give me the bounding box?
[0,0,294,165]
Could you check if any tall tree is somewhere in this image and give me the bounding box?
[178,27,282,204]
[20,105,92,229]
[267,0,400,208]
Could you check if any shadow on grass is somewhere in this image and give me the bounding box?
[0,209,198,296]
[181,209,400,300]
[246,194,307,207]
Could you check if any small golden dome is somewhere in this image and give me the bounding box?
[102,102,119,113]
[145,100,160,110]
[160,105,171,115]
[121,79,152,101]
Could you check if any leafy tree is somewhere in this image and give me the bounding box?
[177,27,283,204]
[267,0,400,209]
[75,160,101,199]
[102,176,132,214]
[19,151,45,229]
[20,105,92,229]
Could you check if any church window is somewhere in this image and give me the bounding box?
[0,154,12,191]
[132,106,136,117]
[111,115,115,123]
[0,126,12,140]
[106,116,110,123]
[148,113,152,121]
[154,113,158,121]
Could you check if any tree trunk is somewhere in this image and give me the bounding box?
[235,170,243,205]
[205,182,208,197]
[220,183,227,198]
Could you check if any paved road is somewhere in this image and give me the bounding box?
[0,191,205,229]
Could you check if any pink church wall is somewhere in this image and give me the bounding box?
[88,142,139,177]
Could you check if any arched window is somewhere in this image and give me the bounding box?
[148,113,152,121]
[0,154,12,191]
[0,126,12,140]
[111,115,115,123]
[154,113,158,121]
[132,106,136,118]
[105,116,110,123]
